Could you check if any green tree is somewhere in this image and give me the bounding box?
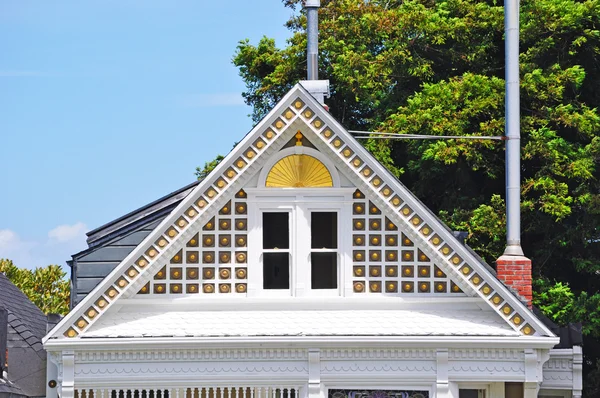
[0,259,70,315]
[233,1,600,395]
[195,155,225,180]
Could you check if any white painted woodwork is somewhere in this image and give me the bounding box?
[44,346,581,397]
[42,83,583,398]
[246,187,353,298]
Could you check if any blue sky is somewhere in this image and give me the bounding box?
[0,1,294,270]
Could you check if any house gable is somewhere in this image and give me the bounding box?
[44,84,555,343]
[138,177,465,298]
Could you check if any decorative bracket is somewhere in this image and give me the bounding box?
[308,348,321,398]
[62,350,75,398]
[436,349,458,398]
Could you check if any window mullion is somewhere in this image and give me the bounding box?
[294,203,309,297]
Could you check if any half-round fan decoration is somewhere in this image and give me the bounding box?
[266,155,333,187]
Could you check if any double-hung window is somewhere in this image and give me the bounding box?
[247,189,353,297]
[262,212,291,290]
[309,211,338,290]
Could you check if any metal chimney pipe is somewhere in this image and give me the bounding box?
[503,0,524,256]
[306,0,320,80]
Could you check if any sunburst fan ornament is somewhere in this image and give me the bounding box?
[266,154,333,187]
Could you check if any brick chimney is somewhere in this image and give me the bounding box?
[496,255,532,308]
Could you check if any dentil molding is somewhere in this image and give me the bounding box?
[75,349,308,363]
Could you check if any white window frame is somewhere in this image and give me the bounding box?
[246,188,354,297]
[302,202,343,297]
[248,202,296,298]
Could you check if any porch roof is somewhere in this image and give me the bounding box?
[83,308,518,338]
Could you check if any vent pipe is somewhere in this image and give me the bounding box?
[503,0,524,256]
[306,0,320,80]
[496,0,532,308]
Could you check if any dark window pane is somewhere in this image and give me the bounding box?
[328,390,429,398]
[311,212,337,249]
[505,384,523,398]
[311,252,337,289]
[263,253,290,289]
[459,390,478,398]
[263,212,289,249]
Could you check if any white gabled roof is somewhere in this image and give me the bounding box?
[44,83,556,344]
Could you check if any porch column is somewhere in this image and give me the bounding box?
[573,346,583,398]
[46,352,59,398]
[523,383,538,398]
[436,349,458,398]
[524,349,540,398]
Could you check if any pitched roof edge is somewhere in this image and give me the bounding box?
[86,180,201,245]
[533,307,583,348]
[71,204,178,260]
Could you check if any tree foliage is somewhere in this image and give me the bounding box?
[233,1,600,395]
[0,259,70,315]
[195,155,225,180]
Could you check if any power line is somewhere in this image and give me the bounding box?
[349,130,506,141]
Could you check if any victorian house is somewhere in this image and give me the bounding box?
[43,3,583,398]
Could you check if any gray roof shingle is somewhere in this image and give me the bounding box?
[0,378,27,396]
[0,273,47,355]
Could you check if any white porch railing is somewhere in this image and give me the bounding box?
[74,386,302,398]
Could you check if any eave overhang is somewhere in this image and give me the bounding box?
[44,335,559,351]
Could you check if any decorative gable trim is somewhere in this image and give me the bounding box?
[45,84,554,342]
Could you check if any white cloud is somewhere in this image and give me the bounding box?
[0,229,38,267]
[48,222,87,243]
[0,228,36,253]
[179,93,246,108]
[0,223,87,271]
[0,229,20,248]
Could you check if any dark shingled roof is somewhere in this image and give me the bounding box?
[0,378,27,396]
[85,180,201,248]
[68,180,202,307]
[534,307,583,349]
[0,273,46,356]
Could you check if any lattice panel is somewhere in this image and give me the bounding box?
[138,191,248,295]
[350,190,463,295]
